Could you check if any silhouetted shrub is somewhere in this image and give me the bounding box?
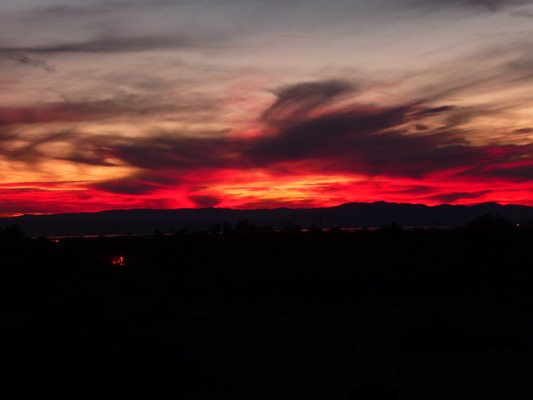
[465,213,512,232]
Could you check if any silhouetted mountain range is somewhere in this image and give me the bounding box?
[2,201,533,237]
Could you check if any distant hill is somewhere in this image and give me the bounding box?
[1,202,533,237]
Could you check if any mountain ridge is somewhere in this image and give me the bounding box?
[1,201,532,237]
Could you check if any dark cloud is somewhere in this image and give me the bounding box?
[60,143,116,167]
[493,164,533,180]
[89,173,182,196]
[471,157,533,180]
[418,105,457,115]
[261,80,356,122]
[513,128,533,134]
[107,133,237,171]
[415,105,478,131]
[0,129,113,166]
[0,35,204,55]
[0,52,54,72]
[0,94,218,126]
[426,191,491,203]
[4,131,76,163]
[386,185,435,195]
[93,178,160,195]
[189,195,222,208]
[236,198,317,210]
[10,130,230,171]
[0,100,148,125]
[510,9,533,17]
[461,0,531,11]
[0,129,16,142]
[443,112,475,128]
[421,0,532,11]
[251,105,417,166]
[30,5,109,18]
[250,98,533,180]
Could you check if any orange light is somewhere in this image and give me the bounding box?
[111,255,124,266]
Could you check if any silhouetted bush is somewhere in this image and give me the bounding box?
[464,213,513,232]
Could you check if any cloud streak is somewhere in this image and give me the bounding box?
[0,52,54,71]
[261,80,357,122]
[0,35,209,55]
[0,94,220,126]
[418,0,533,11]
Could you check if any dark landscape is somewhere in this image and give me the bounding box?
[2,208,533,399]
[3,201,533,237]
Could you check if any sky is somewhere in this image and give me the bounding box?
[1,0,533,216]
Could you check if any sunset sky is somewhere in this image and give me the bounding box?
[1,0,533,216]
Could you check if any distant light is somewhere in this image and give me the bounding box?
[111,255,124,266]
[517,224,520,227]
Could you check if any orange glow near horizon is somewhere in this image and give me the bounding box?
[1,167,531,218]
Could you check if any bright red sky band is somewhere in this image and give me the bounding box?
[1,0,532,217]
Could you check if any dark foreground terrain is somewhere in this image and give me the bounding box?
[2,216,533,399]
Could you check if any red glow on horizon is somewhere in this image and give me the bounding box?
[1,171,531,218]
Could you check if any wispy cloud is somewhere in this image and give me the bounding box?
[510,9,533,16]
[0,35,209,55]
[0,52,54,71]
[417,0,533,12]
[92,175,171,195]
[29,4,110,18]
[0,93,220,126]
[261,80,357,123]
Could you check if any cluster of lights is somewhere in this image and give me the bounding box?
[110,255,124,266]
